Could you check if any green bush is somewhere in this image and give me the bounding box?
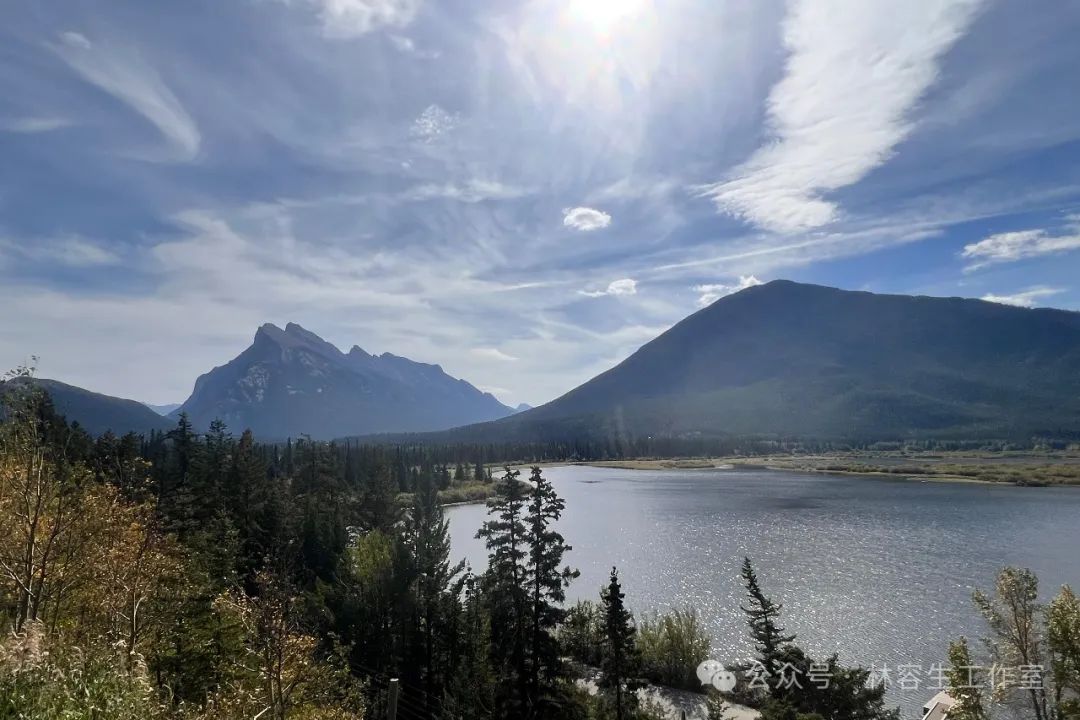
[0,623,163,719]
[559,600,604,666]
[637,607,711,690]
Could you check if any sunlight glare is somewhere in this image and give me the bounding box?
[570,0,647,33]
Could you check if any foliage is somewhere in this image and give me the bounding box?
[0,622,164,719]
[740,557,795,675]
[561,600,603,667]
[598,567,642,720]
[0,362,951,720]
[972,566,1050,718]
[476,466,579,717]
[949,567,1080,720]
[210,571,365,720]
[1046,585,1080,719]
[734,561,899,720]
[945,637,989,720]
[636,607,710,690]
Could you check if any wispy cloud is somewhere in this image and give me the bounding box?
[563,207,611,232]
[0,116,72,133]
[1,236,119,267]
[60,31,92,49]
[51,31,200,161]
[404,179,528,203]
[962,223,1080,270]
[471,347,518,362]
[693,275,763,307]
[579,278,637,298]
[295,0,421,38]
[698,0,982,234]
[981,286,1063,308]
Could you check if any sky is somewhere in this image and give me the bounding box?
[2,0,1080,407]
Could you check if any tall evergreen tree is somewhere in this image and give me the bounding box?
[407,471,466,716]
[599,567,641,720]
[741,557,795,677]
[524,466,579,711]
[476,467,529,715]
[360,456,401,534]
[159,413,200,539]
[228,429,283,585]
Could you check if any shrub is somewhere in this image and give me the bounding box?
[560,600,604,666]
[0,623,163,719]
[637,607,711,690]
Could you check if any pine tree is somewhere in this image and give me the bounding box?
[445,574,496,720]
[476,467,529,714]
[228,429,282,584]
[159,413,200,540]
[407,471,466,715]
[524,466,579,709]
[360,457,401,534]
[599,567,641,720]
[741,557,795,677]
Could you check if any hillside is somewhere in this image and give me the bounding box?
[426,280,1080,443]
[1,378,175,437]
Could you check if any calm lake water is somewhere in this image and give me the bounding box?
[447,465,1080,715]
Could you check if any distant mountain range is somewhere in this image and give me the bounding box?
[144,402,181,416]
[10,282,1080,442]
[425,280,1080,443]
[171,323,514,440]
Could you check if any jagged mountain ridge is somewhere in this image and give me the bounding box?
[173,322,514,439]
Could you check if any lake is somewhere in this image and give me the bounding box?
[447,465,1080,715]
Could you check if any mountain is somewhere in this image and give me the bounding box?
[174,322,514,439]
[144,402,181,416]
[514,403,533,413]
[434,280,1080,442]
[2,378,174,436]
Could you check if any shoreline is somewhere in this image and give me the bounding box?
[437,454,1080,508]
[572,455,1079,487]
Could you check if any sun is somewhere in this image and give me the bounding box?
[569,0,647,33]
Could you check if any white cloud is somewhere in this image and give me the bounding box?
[51,32,200,161]
[304,0,420,38]
[471,347,518,362]
[409,104,458,142]
[563,206,612,231]
[981,286,1063,308]
[693,275,763,307]
[60,31,92,49]
[698,0,982,234]
[962,227,1080,270]
[404,179,528,203]
[579,278,637,298]
[0,117,72,133]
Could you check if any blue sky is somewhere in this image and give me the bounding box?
[2,0,1080,407]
